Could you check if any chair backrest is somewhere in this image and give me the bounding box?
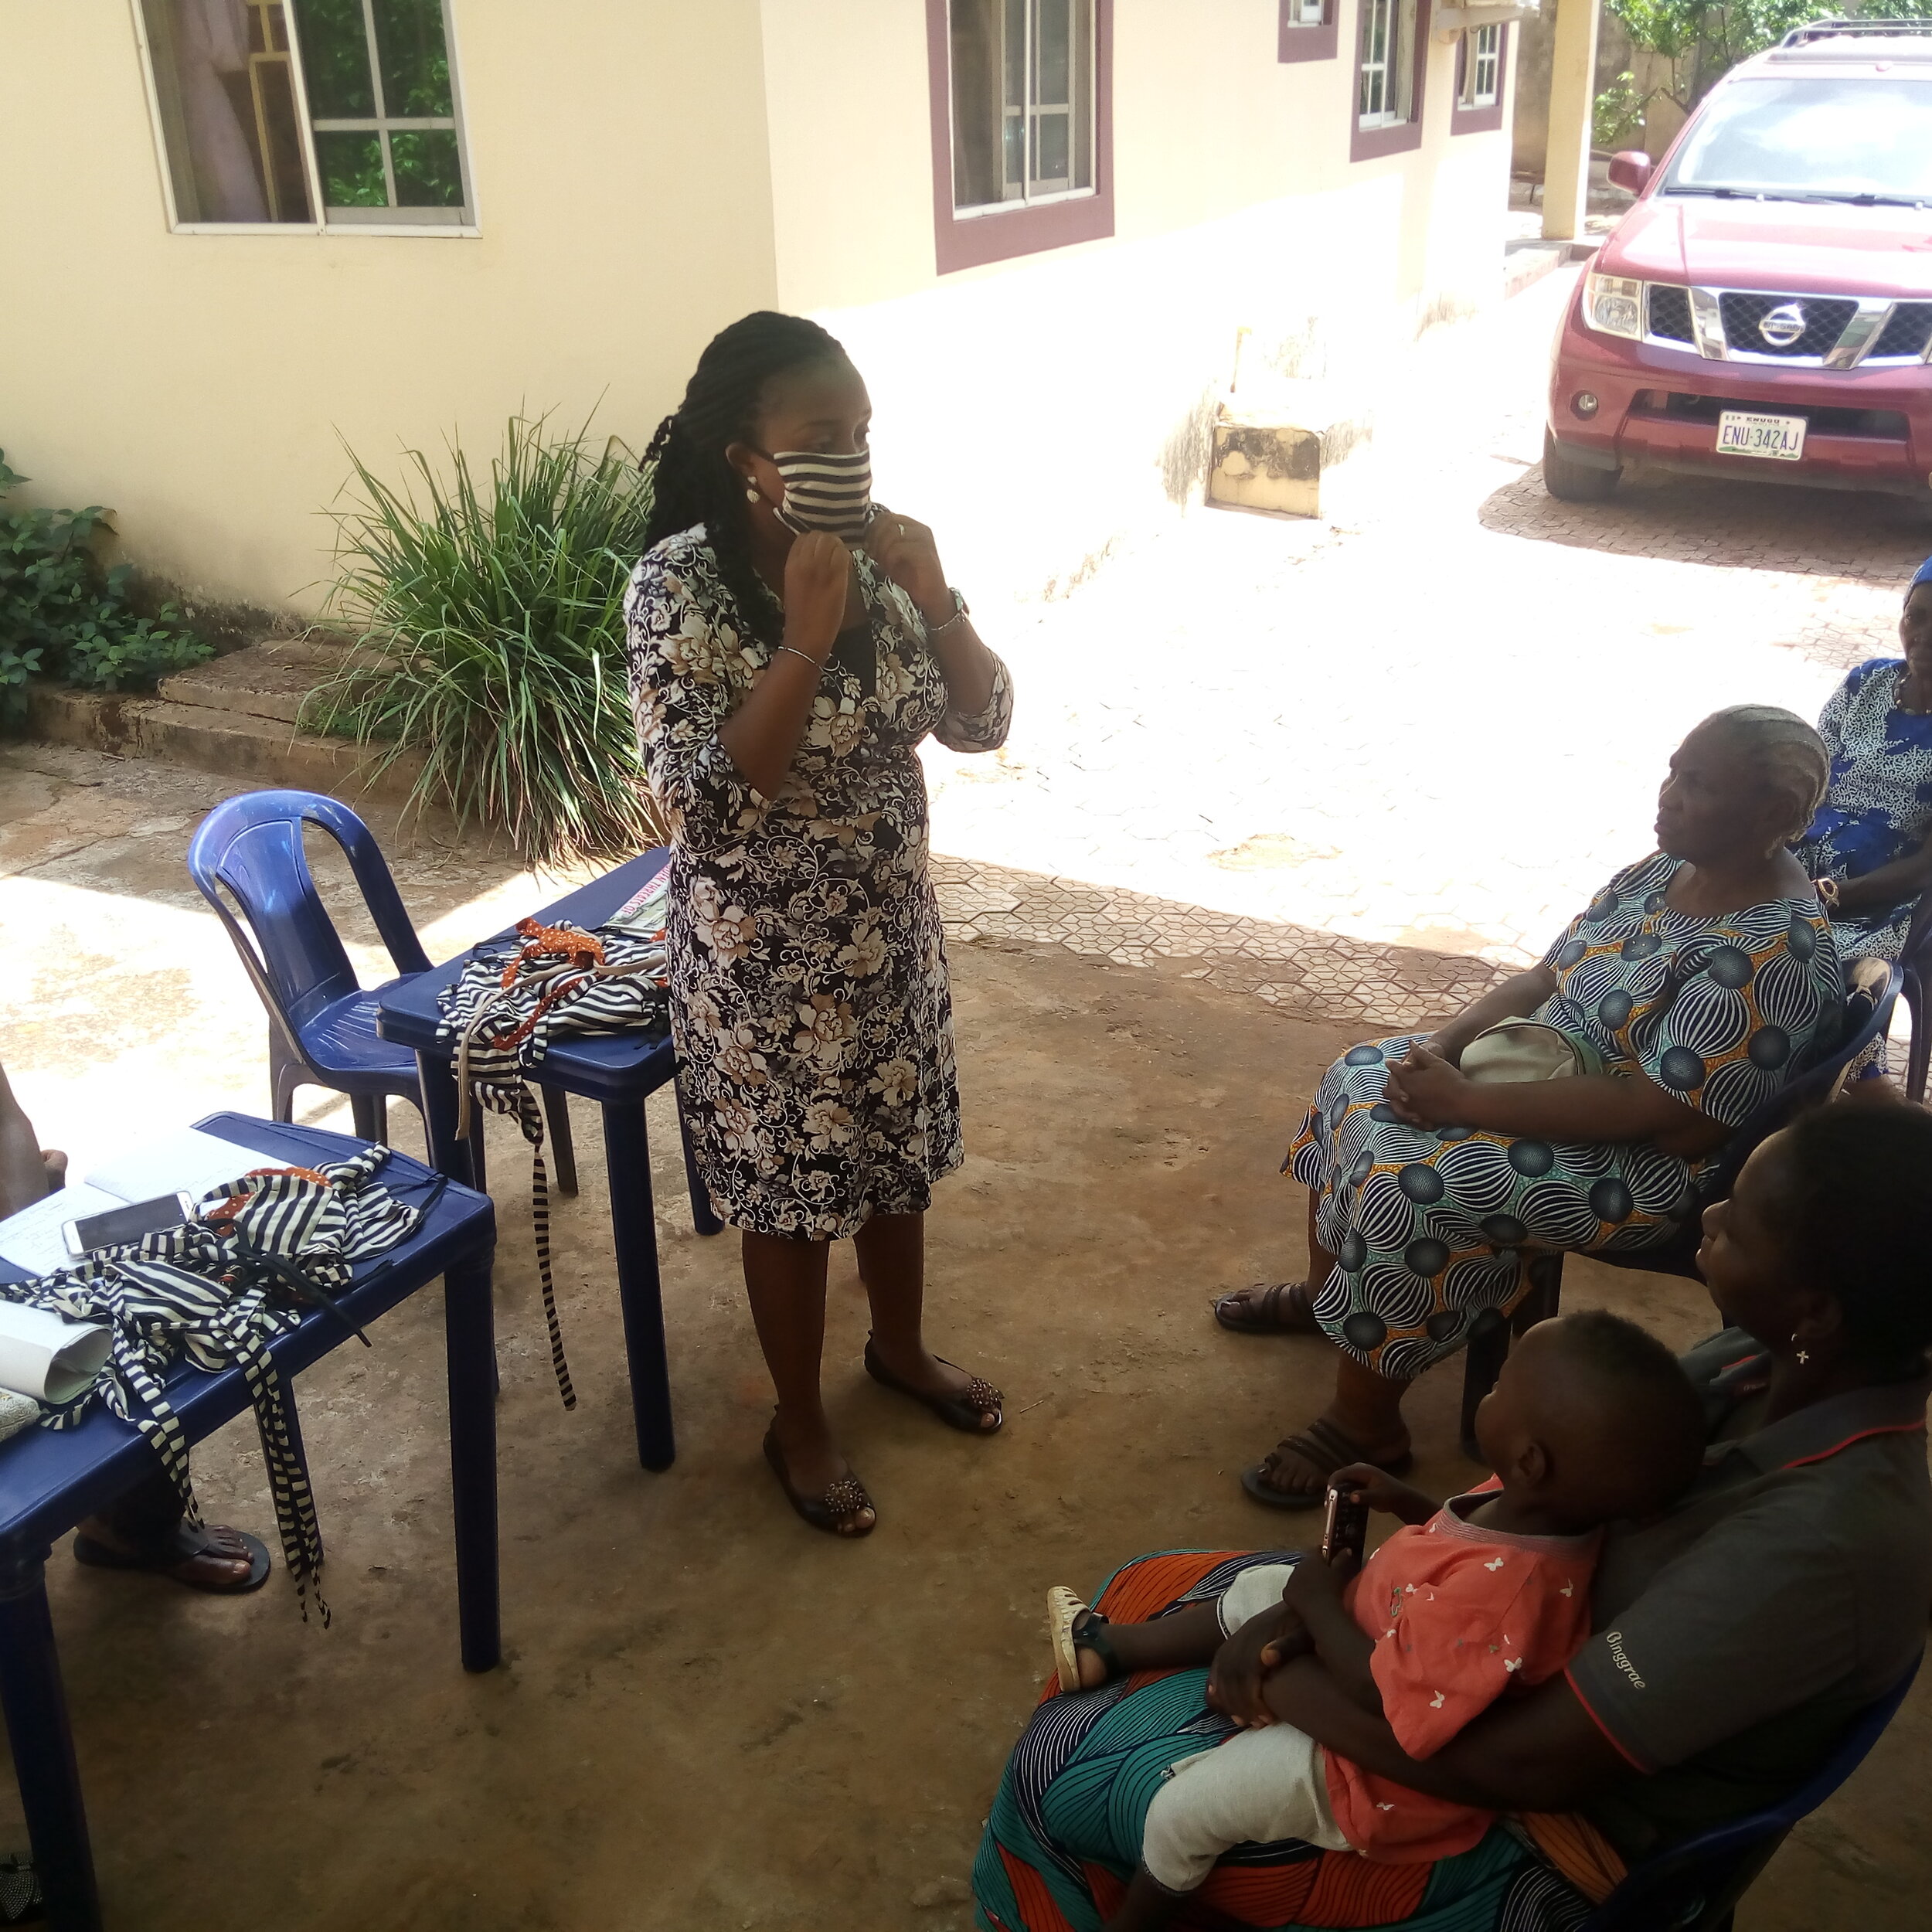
[1584,1654,1920,1930]
[1696,957,1901,1205]
[185,790,430,1040]
[1901,889,1932,993]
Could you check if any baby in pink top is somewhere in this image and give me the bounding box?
[1044,1311,1706,1930]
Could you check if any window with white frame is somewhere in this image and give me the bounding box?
[948,0,1096,215]
[1461,22,1502,109]
[134,0,472,230]
[1291,0,1327,21]
[1358,0,1418,129]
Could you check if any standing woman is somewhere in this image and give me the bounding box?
[624,312,1013,1538]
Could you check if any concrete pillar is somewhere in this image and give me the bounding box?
[1543,0,1601,242]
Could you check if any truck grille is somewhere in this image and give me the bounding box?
[1868,302,1932,361]
[1647,285,1694,344]
[1718,292,1859,358]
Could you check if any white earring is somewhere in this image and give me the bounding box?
[744,485,760,503]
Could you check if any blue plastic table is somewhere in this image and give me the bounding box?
[0,1115,499,1932]
[376,851,720,1475]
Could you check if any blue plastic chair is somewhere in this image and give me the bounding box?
[1581,1654,1920,1930]
[1460,957,1902,1448]
[185,788,577,1189]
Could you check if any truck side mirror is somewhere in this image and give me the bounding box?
[1607,151,1654,195]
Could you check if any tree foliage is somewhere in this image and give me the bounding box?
[1609,0,1932,118]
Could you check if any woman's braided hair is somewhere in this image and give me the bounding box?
[641,311,853,648]
[1769,1102,1932,1376]
[1699,703,1832,845]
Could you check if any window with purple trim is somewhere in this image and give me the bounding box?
[1451,22,1509,133]
[927,0,1113,274]
[1279,0,1338,64]
[948,0,1095,213]
[1351,0,1430,161]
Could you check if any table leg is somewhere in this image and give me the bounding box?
[443,1240,501,1672]
[413,1049,478,1191]
[674,1073,725,1238]
[0,1549,100,1932]
[601,1100,675,1471]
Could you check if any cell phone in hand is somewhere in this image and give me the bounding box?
[1321,1482,1369,1568]
[62,1192,196,1259]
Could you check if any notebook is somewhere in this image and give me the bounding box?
[0,1126,266,1278]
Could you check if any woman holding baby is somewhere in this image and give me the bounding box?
[975,1100,1932,1930]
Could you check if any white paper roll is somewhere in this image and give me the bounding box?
[0,1302,114,1405]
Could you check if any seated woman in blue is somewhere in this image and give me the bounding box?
[1795,556,1932,967]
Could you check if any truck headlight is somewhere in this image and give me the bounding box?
[1583,274,1645,341]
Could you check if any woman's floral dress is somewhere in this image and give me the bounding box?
[1288,854,1839,1379]
[1794,656,1932,964]
[624,526,1012,1238]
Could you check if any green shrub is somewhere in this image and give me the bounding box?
[0,451,211,723]
[311,414,662,866]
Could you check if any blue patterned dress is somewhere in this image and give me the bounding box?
[1287,855,1839,1380]
[1794,657,1932,964]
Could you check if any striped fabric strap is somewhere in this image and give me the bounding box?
[1,1146,423,1623]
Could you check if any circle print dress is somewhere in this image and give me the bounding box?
[1287,853,1840,1380]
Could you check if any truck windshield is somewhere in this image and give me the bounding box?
[1665,77,1932,202]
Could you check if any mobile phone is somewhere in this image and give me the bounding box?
[1321,1483,1369,1568]
[63,1192,197,1259]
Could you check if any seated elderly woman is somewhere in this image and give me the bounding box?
[975,1101,1932,1932]
[1795,557,1932,971]
[1214,706,1840,1502]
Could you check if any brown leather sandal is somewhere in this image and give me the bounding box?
[762,1423,876,1538]
[1241,1417,1413,1512]
[863,1338,1002,1434]
[1212,1282,1320,1336]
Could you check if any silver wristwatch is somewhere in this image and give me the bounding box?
[927,588,970,637]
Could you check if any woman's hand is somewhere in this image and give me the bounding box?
[782,531,851,660]
[1382,1042,1474,1129]
[1208,1601,1309,1729]
[864,505,951,624]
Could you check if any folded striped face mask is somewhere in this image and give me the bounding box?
[763,446,875,541]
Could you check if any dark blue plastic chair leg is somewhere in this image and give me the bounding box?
[675,1075,724,1237]
[442,1243,500,1672]
[350,1092,387,1145]
[413,1050,479,1195]
[539,1085,578,1196]
[0,1549,100,1932]
[603,1099,675,1470]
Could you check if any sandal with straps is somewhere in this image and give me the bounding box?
[763,1423,876,1538]
[1212,1282,1321,1337]
[1240,1416,1413,1512]
[1046,1586,1124,1694]
[863,1338,1003,1434]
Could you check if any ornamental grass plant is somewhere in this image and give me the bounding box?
[312,414,661,866]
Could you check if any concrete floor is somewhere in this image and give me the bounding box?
[1,746,1927,1932]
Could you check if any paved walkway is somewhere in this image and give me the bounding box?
[926,269,1929,1029]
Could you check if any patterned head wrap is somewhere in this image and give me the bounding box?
[1697,704,1830,844]
[1909,555,1932,600]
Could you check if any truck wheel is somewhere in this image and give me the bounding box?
[1542,429,1619,503]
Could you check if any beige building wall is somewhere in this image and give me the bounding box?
[0,1,779,620]
[767,2,1514,603]
[2,1,1512,625]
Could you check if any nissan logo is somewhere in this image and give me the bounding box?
[1759,303,1808,348]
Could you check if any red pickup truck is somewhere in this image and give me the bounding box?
[1545,19,1932,503]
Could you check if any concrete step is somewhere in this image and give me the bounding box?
[157,634,359,726]
[26,682,423,804]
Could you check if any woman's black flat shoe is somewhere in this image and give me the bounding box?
[864,1338,1003,1434]
[762,1423,876,1538]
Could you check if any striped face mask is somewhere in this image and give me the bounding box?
[764,446,876,542]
